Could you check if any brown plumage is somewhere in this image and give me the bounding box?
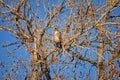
[54,28,62,48]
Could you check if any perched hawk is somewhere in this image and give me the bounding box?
[54,28,62,48]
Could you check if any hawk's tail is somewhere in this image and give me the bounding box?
[56,42,62,48]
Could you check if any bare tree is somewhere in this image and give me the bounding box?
[0,0,120,80]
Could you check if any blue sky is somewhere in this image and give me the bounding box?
[0,0,120,80]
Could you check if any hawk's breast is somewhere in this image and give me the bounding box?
[54,31,60,43]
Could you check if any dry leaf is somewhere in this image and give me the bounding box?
[26,46,33,52]
[54,17,59,22]
[53,54,59,62]
[55,75,60,80]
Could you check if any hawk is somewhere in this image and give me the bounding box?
[54,28,62,48]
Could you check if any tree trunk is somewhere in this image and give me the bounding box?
[98,25,104,79]
[30,37,39,80]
